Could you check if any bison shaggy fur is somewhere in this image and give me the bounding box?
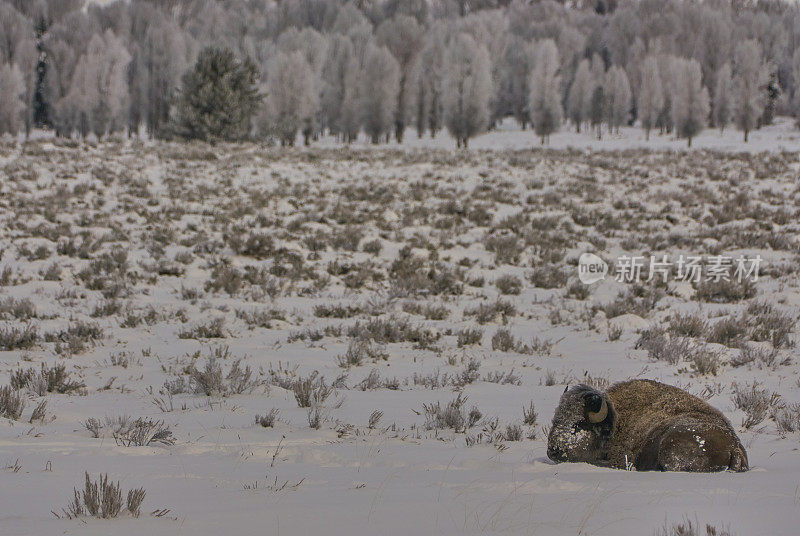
[547,379,748,472]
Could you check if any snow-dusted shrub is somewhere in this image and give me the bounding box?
[255,408,280,428]
[422,393,481,433]
[0,297,37,320]
[688,346,722,376]
[456,328,483,347]
[655,519,733,536]
[292,372,332,408]
[464,300,517,324]
[523,401,538,427]
[706,316,749,348]
[495,275,522,295]
[0,386,25,420]
[10,362,85,395]
[401,301,449,320]
[0,323,38,350]
[58,473,147,519]
[189,355,259,396]
[634,327,690,365]
[732,382,781,429]
[694,278,756,304]
[113,418,175,447]
[668,313,707,338]
[336,339,388,368]
[178,318,226,339]
[527,265,568,289]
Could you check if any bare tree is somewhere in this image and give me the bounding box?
[361,43,399,144]
[0,3,38,136]
[671,58,709,147]
[567,58,593,133]
[339,54,362,143]
[637,55,662,140]
[713,62,733,134]
[320,34,354,137]
[376,14,424,142]
[442,32,492,149]
[733,39,769,142]
[0,62,25,135]
[260,51,318,146]
[604,65,631,134]
[133,16,195,137]
[529,39,563,145]
[411,28,445,138]
[501,35,536,129]
[55,30,131,138]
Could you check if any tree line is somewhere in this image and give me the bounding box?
[0,0,798,147]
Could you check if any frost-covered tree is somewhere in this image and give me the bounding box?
[528,39,562,144]
[793,50,800,126]
[134,17,195,137]
[637,55,662,140]
[567,59,593,133]
[0,62,25,135]
[442,32,492,149]
[361,44,399,144]
[589,85,605,140]
[497,36,535,129]
[376,14,424,142]
[173,47,261,142]
[0,2,38,136]
[713,63,733,134]
[604,65,631,134]
[275,27,328,140]
[732,40,769,143]
[260,52,318,146]
[590,54,606,87]
[0,3,31,65]
[411,29,445,138]
[55,30,131,138]
[657,55,678,135]
[43,11,98,136]
[320,34,354,137]
[9,38,36,136]
[670,58,709,147]
[339,55,362,143]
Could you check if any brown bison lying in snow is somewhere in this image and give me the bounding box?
[547,380,748,472]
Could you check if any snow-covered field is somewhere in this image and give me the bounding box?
[1,128,800,535]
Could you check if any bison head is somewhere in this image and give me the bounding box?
[547,384,616,464]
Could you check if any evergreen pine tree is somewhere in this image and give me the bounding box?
[173,47,261,142]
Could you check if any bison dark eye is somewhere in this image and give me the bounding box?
[584,393,603,413]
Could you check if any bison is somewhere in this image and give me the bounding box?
[546,379,748,472]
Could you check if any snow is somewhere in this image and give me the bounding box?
[1,127,800,535]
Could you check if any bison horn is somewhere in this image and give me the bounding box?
[587,398,608,423]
